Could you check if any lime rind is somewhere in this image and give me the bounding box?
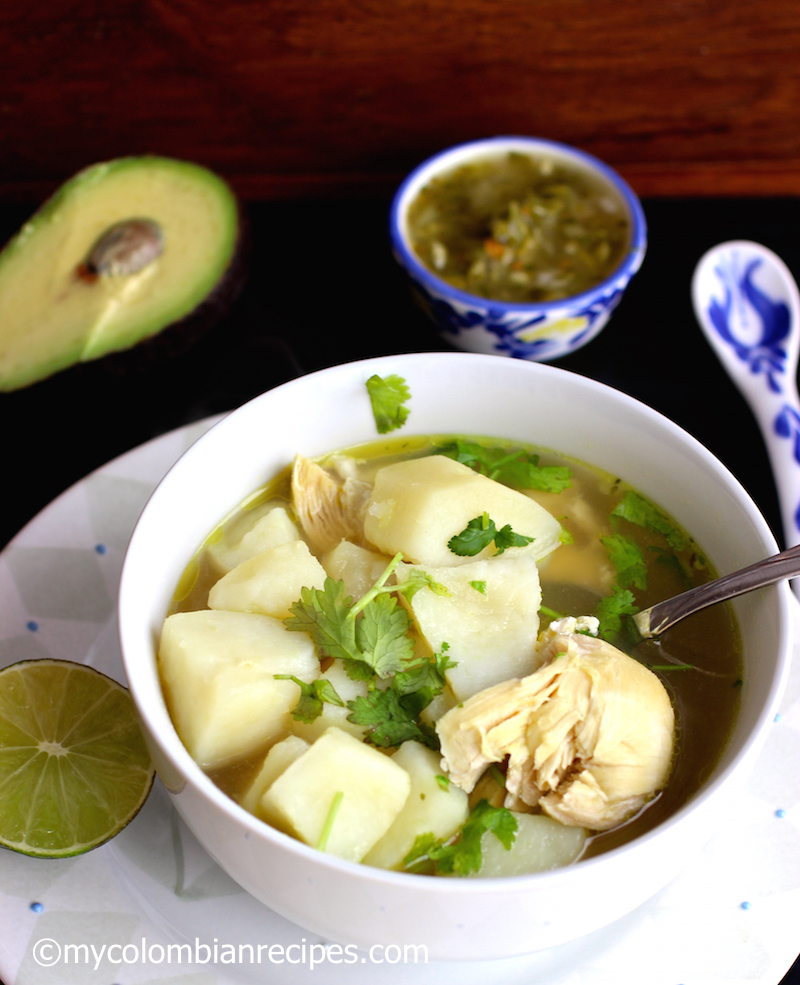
[0,659,155,857]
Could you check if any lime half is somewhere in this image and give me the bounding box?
[0,659,155,857]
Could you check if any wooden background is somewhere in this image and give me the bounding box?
[2,0,800,202]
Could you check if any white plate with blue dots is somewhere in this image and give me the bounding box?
[1,417,799,985]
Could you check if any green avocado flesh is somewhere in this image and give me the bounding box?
[0,156,240,391]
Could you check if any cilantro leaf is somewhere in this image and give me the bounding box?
[448,513,496,556]
[340,656,379,683]
[497,456,572,494]
[393,643,456,700]
[346,688,439,750]
[595,587,638,640]
[403,800,518,876]
[448,513,534,557]
[601,533,647,590]
[286,578,359,662]
[275,675,345,724]
[355,591,416,678]
[493,523,535,555]
[612,491,687,551]
[366,374,410,434]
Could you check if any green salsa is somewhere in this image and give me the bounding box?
[407,151,631,304]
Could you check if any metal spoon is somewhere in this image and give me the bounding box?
[692,240,800,553]
[634,542,800,638]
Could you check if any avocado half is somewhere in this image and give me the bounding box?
[0,156,243,391]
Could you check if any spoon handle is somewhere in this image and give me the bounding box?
[692,241,800,549]
[634,542,800,638]
[757,381,800,549]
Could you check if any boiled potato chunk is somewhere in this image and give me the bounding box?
[289,659,369,743]
[322,540,392,601]
[396,555,543,701]
[260,727,411,862]
[467,813,586,878]
[363,741,469,871]
[206,503,300,577]
[207,540,326,619]
[363,455,562,567]
[158,609,317,768]
[240,735,309,817]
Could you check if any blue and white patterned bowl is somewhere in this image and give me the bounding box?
[390,136,647,361]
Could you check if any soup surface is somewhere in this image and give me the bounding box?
[406,152,631,303]
[160,435,741,875]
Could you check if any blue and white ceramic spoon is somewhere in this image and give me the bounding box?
[692,240,800,553]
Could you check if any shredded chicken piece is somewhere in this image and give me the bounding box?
[290,455,371,555]
[436,630,675,831]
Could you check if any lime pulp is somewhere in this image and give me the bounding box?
[0,659,155,857]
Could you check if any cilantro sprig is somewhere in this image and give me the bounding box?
[366,374,411,434]
[285,554,458,749]
[448,512,534,557]
[346,643,456,751]
[595,494,694,641]
[594,531,647,641]
[403,800,518,875]
[286,555,420,680]
[436,439,572,493]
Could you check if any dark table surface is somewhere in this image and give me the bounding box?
[0,195,799,983]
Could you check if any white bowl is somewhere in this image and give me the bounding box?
[389,137,647,361]
[119,352,792,961]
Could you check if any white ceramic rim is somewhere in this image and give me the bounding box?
[119,351,792,902]
[388,135,648,313]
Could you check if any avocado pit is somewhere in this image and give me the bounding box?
[84,218,165,278]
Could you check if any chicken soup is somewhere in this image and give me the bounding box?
[158,436,741,876]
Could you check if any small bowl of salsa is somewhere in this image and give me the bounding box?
[390,136,647,361]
